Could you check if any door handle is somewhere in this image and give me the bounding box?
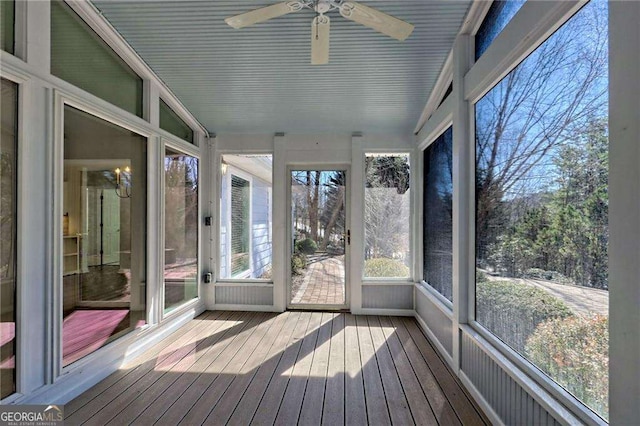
[347,230,350,245]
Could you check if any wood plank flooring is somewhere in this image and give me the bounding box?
[66,311,488,426]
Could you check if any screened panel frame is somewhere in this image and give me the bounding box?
[214,149,274,285]
[447,1,610,425]
[422,127,454,302]
[0,70,25,403]
[417,112,454,313]
[0,76,19,400]
[286,163,351,311]
[415,1,616,424]
[160,137,201,319]
[471,1,609,422]
[361,150,414,284]
[52,91,156,378]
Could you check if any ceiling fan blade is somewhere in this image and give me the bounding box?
[225,2,303,29]
[311,15,330,65]
[339,1,414,41]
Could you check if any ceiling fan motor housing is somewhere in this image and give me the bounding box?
[314,0,332,14]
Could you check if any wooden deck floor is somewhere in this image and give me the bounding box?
[66,311,488,426]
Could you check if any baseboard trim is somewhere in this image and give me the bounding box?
[414,312,455,369]
[351,308,415,316]
[213,304,281,312]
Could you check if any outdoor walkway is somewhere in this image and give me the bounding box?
[291,254,345,305]
[486,275,608,316]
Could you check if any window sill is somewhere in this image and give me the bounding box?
[214,280,273,287]
[417,280,453,312]
[362,278,413,285]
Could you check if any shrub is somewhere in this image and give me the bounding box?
[258,265,272,280]
[476,278,573,353]
[523,268,553,280]
[291,253,307,275]
[364,258,410,278]
[523,268,571,284]
[295,238,317,255]
[526,315,608,420]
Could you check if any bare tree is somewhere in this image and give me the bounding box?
[364,156,411,260]
[475,2,608,261]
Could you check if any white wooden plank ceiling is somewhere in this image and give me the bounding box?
[92,0,471,134]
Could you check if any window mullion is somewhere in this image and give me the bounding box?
[451,33,473,373]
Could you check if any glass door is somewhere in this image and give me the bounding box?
[289,169,348,309]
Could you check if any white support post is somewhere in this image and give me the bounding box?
[272,134,287,312]
[146,135,163,325]
[17,78,51,393]
[11,0,53,395]
[144,80,161,127]
[350,135,364,313]
[22,0,50,72]
[451,34,473,373]
[413,145,423,286]
[609,2,640,424]
[203,135,216,309]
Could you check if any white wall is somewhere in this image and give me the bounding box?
[251,177,271,278]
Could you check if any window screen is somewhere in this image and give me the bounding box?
[364,154,411,279]
[475,1,609,419]
[475,0,526,60]
[231,175,250,276]
[164,149,199,312]
[423,127,453,301]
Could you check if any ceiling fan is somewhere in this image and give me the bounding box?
[225,1,414,65]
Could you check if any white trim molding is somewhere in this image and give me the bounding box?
[608,1,640,424]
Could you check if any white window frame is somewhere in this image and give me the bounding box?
[53,90,155,377]
[225,166,253,280]
[215,152,274,285]
[362,151,414,284]
[0,70,26,403]
[418,124,455,312]
[286,164,351,311]
[467,3,610,425]
[160,136,202,319]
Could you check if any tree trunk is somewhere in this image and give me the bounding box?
[320,186,345,250]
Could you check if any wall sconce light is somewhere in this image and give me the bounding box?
[115,166,132,198]
[63,213,70,236]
